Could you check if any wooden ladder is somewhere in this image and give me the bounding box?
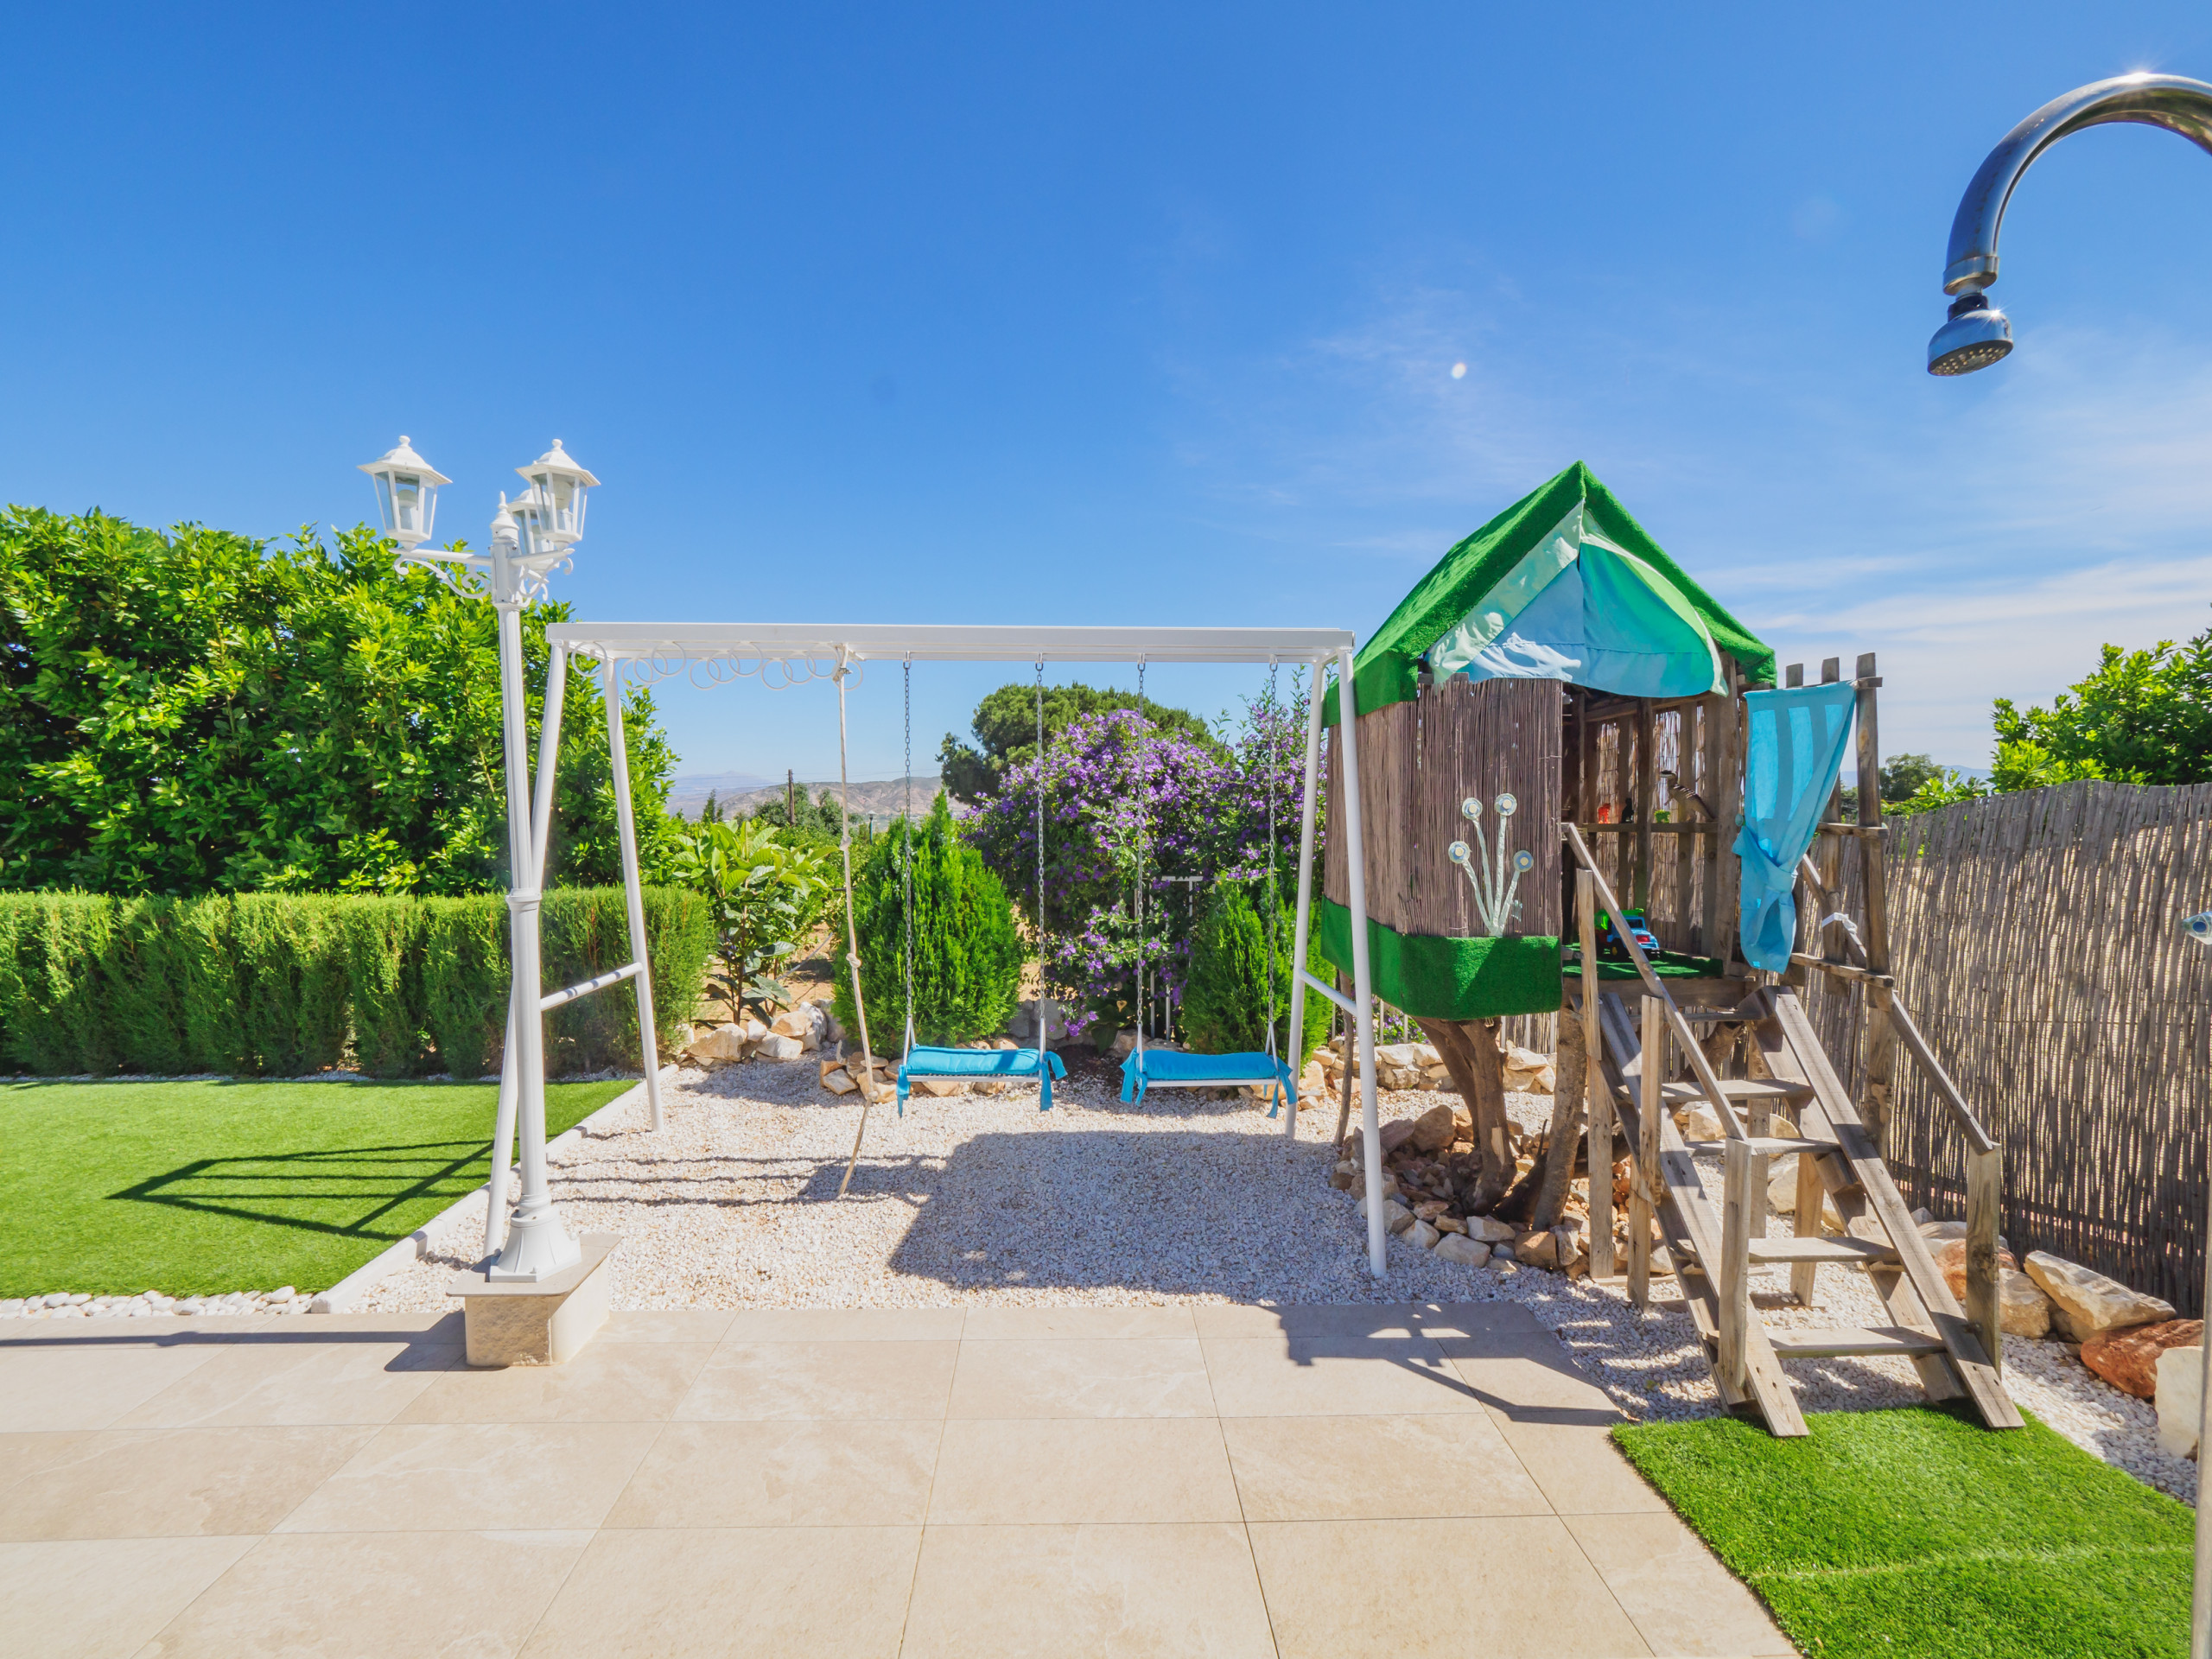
[1562,823,2019,1436]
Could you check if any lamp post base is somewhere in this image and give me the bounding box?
[486,1202,582,1282]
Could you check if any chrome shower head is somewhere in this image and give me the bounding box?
[1927,290,2013,376]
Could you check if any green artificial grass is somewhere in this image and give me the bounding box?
[1614,1405,2195,1658]
[0,1077,631,1297]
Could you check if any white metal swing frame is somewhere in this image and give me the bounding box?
[535,621,1396,1279]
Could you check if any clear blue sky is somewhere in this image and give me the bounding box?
[8,5,2211,781]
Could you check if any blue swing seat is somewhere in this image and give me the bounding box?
[897,1046,1066,1115]
[1120,1049,1295,1116]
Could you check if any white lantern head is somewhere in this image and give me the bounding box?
[358,435,451,550]
[515,439,598,548]
[506,485,552,559]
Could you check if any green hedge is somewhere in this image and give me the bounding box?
[1182,881,1332,1062]
[0,887,712,1079]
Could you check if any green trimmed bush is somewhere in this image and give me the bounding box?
[1182,880,1332,1063]
[0,887,711,1078]
[834,792,1023,1046]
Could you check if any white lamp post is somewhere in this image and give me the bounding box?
[358,435,601,1281]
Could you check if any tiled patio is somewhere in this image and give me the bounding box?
[0,1302,1791,1657]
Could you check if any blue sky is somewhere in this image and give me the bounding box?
[7,4,2212,781]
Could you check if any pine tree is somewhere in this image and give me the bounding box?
[833,792,1022,1045]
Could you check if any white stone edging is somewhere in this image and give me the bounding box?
[309,1072,661,1313]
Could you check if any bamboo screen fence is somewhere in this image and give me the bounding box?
[1805,780,2212,1315]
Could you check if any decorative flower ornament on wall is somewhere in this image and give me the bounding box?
[1447,793,1535,938]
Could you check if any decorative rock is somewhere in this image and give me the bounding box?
[770,1005,825,1051]
[1434,1215,1466,1236]
[1675,1103,1725,1142]
[1501,1042,1555,1094]
[2156,1344,2203,1459]
[1463,1215,1516,1243]
[2024,1251,2177,1341]
[821,1066,860,1096]
[1433,1234,1490,1268]
[1408,1103,1458,1155]
[1405,1218,1441,1251]
[686,1023,753,1062]
[1327,1161,1357,1191]
[2082,1319,2205,1401]
[1514,1230,1560,1269]
[1933,1238,2018,1299]
[756,1033,805,1062]
[1359,1197,1415,1235]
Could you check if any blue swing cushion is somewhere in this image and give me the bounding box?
[897,1046,1066,1114]
[1120,1049,1295,1115]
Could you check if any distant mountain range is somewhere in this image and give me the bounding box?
[667,772,947,821]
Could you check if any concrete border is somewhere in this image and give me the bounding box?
[309,1072,662,1313]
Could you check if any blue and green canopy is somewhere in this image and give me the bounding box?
[1323,461,1774,725]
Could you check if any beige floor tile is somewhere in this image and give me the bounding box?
[961,1304,1197,1340]
[605,1418,940,1528]
[929,1418,1241,1523]
[0,1536,254,1658]
[1436,1329,1622,1416]
[274,1421,659,1532]
[112,1338,460,1427]
[1191,1303,1429,1341]
[720,1306,965,1341]
[290,1311,467,1339]
[397,1341,712,1424]
[1484,1417,1669,1515]
[139,1528,589,1657]
[520,1525,920,1657]
[946,1338,1216,1419]
[0,1344,226,1430]
[1564,1511,1796,1656]
[902,1522,1274,1658]
[1413,1300,1548,1341]
[1202,1337,1482,1418]
[600,1308,735,1343]
[0,1316,268,1348]
[1249,1516,1652,1659]
[0,1427,375,1540]
[1222,1413,1551,1520]
[675,1339,958,1420]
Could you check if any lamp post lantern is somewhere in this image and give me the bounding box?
[358,435,604,1282]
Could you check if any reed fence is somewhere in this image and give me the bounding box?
[1804,780,2212,1315]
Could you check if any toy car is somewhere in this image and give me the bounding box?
[1598,909,1659,959]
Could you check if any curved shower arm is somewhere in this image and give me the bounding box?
[1944,73,2212,295]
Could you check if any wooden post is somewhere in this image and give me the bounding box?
[1854,652,1898,1154]
[1632,701,1656,912]
[1792,1133,1825,1306]
[1967,1144,2003,1376]
[1630,994,1662,1306]
[1580,871,1612,1279]
[1719,1140,1753,1391]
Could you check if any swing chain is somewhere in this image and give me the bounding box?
[902,656,915,1053]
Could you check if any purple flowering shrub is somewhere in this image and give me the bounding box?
[964,676,1319,1045]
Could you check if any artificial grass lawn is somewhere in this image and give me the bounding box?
[1614,1404,2194,1658]
[0,1077,630,1298]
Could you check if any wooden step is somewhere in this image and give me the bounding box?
[1739,1135,1840,1157]
[1617,1078,1815,1108]
[1748,1236,1897,1265]
[1767,1325,1947,1359]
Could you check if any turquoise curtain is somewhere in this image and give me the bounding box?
[1733,684,1856,973]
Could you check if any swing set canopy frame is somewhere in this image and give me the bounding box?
[538,618,1402,1281]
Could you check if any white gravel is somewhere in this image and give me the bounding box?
[21,1051,2182,1502]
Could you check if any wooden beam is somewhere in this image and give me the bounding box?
[1967,1146,2003,1377]
[1719,1141,1754,1392]
[1789,953,1895,988]
[1872,986,1999,1156]
[1854,651,1898,1152]
[1633,701,1656,911]
[1582,872,1613,1281]
[1629,995,1661,1306]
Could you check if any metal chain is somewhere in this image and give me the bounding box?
[1135,657,1147,1046]
[1264,658,1280,1057]
[902,656,914,1049]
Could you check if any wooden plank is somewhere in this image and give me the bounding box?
[1595,994,1806,1434]
[1967,1145,2002,1378]
[1719,1141,1753,1390]
[1766,989,2022,1428]
[1623,1078,1815,1108]
[1792,1124,1827,1305]
[1750,1236,1897,1264]
[1630,995,1661,1306]
[1580,873,1612,1280]
[1769,1326,1948,1358]
[1633,701,1656,911]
